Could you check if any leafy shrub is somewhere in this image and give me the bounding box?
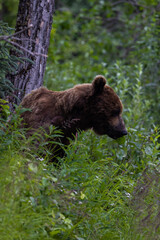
[46,0,160,123]
[1,1,160,239]
[0,21,17,99]
[1,64,160,239]
[1,123,159,239]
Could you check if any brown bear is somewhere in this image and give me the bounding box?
[21,75,127,158]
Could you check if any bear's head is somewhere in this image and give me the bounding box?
[89,75,127,139]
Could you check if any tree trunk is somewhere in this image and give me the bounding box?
[8,0,55,105]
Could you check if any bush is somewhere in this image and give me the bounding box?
[1,68,160,239]
[1,1,160,239]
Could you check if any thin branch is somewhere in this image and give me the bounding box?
[0,36,36,43]
[11,36,37,43]
[0,25,47,58]
[0,36,38,45]
[4,24,33,40]
[10,37,45,53]
[5,39,48,58]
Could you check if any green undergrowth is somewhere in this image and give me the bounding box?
[1,1,160,237]
[1,62,160,239]
[0,105,160,239]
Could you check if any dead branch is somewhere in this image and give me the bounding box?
[0,24,47,58]
[4,39,48,58]
[1,24,33,40]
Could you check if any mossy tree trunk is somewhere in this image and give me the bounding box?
[8,0,55,105]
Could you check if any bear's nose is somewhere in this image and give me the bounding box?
[122,129,128,136]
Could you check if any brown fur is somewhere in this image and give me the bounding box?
[21,75,127,158]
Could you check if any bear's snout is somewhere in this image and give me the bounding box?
[109,128,127,139]
[121,129,128,136]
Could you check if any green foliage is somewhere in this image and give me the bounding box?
[0,20,32,103]
[0,0,18,27]
[1,71,160,239]
[1,0,160,239]
[130,129,160,239]
[0,21,18,99]
[0,99,10,119]
[46,0,160,122]
[0,126,160,239]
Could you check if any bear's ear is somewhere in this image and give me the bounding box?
[92,75,106,94]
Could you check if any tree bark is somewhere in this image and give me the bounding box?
[8,0,55,104]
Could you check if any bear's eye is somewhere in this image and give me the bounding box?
[111,109,121,117]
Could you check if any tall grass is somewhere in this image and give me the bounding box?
[0,64,160,239]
